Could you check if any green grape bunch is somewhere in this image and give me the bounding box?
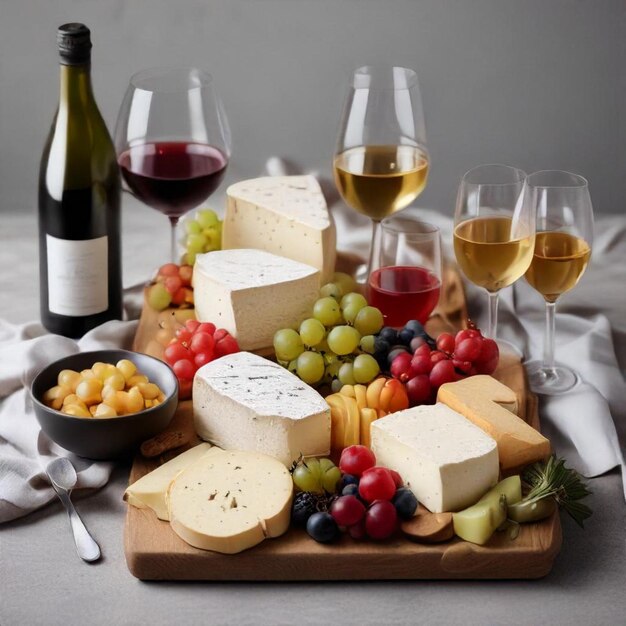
[273,272,384,388]
[181,208,223,265]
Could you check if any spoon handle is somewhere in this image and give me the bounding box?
[56,489,101,562]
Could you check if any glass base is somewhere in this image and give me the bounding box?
[525,360,579,395]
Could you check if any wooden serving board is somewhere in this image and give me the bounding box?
[124,263,562,581]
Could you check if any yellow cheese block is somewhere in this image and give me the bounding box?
[124,443,214,520]
[437,376,551,471]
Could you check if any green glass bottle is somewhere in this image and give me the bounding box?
[38,23,122,338]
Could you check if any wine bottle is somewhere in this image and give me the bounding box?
[38,23,122,338]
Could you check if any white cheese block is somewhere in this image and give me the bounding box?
[168,448,293,554]
[223,175,336,283]
[193,248,320,351]
[193,351,331,466]
[123,443,214,520]
[370,403,499,513]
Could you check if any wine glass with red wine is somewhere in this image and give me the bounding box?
[114,67,231,262]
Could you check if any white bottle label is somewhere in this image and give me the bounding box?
[47,234,109,317]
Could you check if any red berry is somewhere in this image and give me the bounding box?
[436,332,455,354]
[476,356,498,375]
[476,338,499,363]
[348,519,367,540]
[406,374,431,405]
[339,445,376,477]
[390,352,412,381]
[178,378,193,400]
[171,287,186,306]
[430,350,448,364]
[164,276,183,295]
[185,319,201,333]
[429,359,457,388]
[454,337,482,362]
[452,359,473,374]
[330,495,366,527]
[409,354,432,377]
[215,335,239,357]
[173,359,196,380]
[455,329,472,345]
[196,322,216,336]
[359,467,397,503]
[214,328,229,342]
[164,343,190,365]
[178,265,193,286]
[158,263,180,277]
[176,328,193,344]
[414,344,431,359]
[194,352,214,368]
[190,332,215,355]
[365,500,398,540]
[389,469,404,488]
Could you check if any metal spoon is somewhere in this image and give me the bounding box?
[45,457,101,563]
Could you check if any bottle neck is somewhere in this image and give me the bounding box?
[59,63,95,109]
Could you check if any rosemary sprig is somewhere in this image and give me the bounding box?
[521,455,592,528]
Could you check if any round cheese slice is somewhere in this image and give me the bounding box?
[168,449,293,554]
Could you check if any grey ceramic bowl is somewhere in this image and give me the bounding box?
[30,349,178,460]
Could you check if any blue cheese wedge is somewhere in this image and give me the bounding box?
[223,175,336,283]
[193,352,331,466]
[123,443,214,520]
[168,448,293,554]
[370,404,499,513]
[193,248,320,351]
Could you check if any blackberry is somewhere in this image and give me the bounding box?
[292,492,328,527]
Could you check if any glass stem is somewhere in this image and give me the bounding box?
[487,291,499,340]
[169,217,179,264]
[366,219,382,284]
[543,301,557,373]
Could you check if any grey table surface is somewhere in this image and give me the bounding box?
[1,202,626,626]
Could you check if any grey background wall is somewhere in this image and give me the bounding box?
[1,0,624,217]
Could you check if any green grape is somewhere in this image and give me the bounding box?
[292,459,323,493]
[187,233,207,254]
[327,325,361,355]
[147,283,172,311]
[354,306,384,336]
[203,227,221,251]
[340,292,368,310]
[287,359,299,375]
[185,220,202,235]
[313,297,342,326]
[314,338,331,355]
[338,362,357,385]
[324,352,339,368]
[196,209,219,229]
[359,334,376,354]
[352,354,381,384]
[342,302,366,324]
[331,378,343,393]
[319,282,342,300]
[273,328,304,361]
[322,357,341,384]
[320,461,342,493]
[299,318,326,347]
[333,272,357,295]
[186,251,197,265]
[296,351,325,384]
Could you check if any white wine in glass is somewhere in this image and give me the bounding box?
[333,67,429,281]
[453,164,533,342]
[523,170,593,394]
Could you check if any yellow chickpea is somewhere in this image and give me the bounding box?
[144,399,154,409]
[101,384,116,400]
[94,403,117,418]
[89,405,98,417]
[90,362,108,379]
[43,385,72,410]
[80,369,96,380]
[103,390,127,414]
[62,404,92,418]
[103,371,126,391]
[115,359,137,382]
[137,382,161,400]
[57,370,81,393]
[127,374,149,388]
[75,378,103,405]
[62,394,88,411]
[126,387,145,414]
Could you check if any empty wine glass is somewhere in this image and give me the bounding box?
[523,170,594,394]
[114,67,231,262]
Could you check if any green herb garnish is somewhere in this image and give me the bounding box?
[521,455,592,528]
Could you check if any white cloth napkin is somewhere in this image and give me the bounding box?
[0,319,137,523]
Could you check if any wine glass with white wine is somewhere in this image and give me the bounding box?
[523,170,593,394]
[453,164,534,346]
[333,66,429,284]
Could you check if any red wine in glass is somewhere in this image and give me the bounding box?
[368,265,441,327]
[118,141,228,219]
